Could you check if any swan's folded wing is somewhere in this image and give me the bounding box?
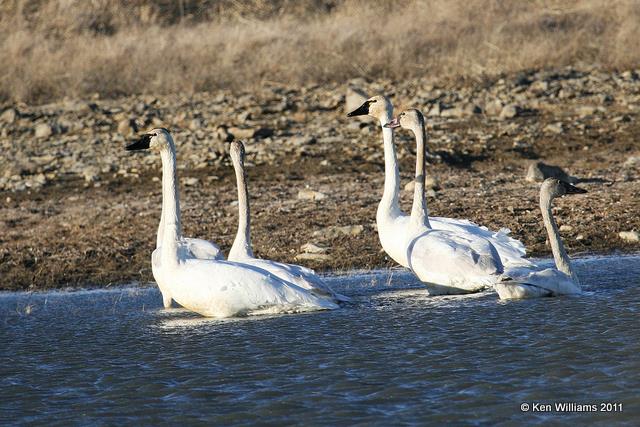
[408,231,501,286]
[239,259,350,302]
[429,216,528,266]
[171,260,338,317]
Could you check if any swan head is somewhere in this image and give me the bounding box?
[126,128,173,152]
[230,140,245,164]
[347,95,393,121]
[542,178,587,199]
[384,109,424,132]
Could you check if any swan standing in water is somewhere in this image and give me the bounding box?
[126,128,223,308]
[347,96,529,268]
[126,129,337,317]
[384,109,504,293]
[495,178,587,299]
[227,140,348,303]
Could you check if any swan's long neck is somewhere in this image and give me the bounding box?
[410,125,431,229]
[156,200,165,249]
[229,153,253,259]
[379,112,402,218]
[159,143,181,267]
[540,193,579,285]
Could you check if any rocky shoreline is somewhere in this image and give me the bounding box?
[1,67,639,291]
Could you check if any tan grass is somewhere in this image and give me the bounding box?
[1,0,640,104]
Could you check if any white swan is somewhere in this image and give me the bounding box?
[495,178,586,299]
[126,128,223,309]
[347,96,529,268]
[227,140,349,303]
[126,129,337,317]
[384,109,504,293]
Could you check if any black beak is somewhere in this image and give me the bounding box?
[126,134,151,151]
[561,181,587,195]
[347,101,371,117]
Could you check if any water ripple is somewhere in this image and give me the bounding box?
[1,255,639,425]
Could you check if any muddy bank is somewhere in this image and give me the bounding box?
[1,68,639,290]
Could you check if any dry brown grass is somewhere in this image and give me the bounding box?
[2,0,640,104]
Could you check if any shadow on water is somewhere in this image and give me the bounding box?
[1,254,639,425]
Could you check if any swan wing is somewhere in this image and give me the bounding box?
[408,230,502,292]
[167,260,338,318]
[429,216,529,267]
[238,258,351,302]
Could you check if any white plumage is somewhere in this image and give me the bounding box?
[127,129,338,317]
[495,178,587,300]
[348,100,507,293]
[226,140,349,303]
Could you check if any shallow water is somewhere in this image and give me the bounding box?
[1,255,639,425]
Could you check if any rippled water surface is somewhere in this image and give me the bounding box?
[2,255,640,425]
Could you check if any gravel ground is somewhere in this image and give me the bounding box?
[1,67,639,291]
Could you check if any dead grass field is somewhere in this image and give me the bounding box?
[1,0,640,104]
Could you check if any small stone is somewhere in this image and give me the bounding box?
[623,155,640,168]
[117,118,136,136]
[559,225,573,232]
[528,80,549,94]
[82,166,100,183]
[35,123,53,139]
[189,118,203,130]
[442,103,481,118]
[336,225,364,236]
[427,102,442,117]
[404,175,439,192]
[484,100,503,116]
[576,105,598,117]
[291,136,316,146]
[621,70,639,80]
[525,161,579,183]
[300,243,328,254]
[228,127,254,139]
[237,110,252,122]
[215,125,234,142]
[34,173,46,185]
[227,127,273,139]
[314,225,364,239]
[0,108,17,123]
[612,115,631,123]
[294,253,332,262]
[345,86,368,115]
[183,177,199,187]
[544,123,564,134]
[619,231,639,242]
[499,104,519,120]
[440,106,462,118]
[598,93,614,105]
[297,189,327,201]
